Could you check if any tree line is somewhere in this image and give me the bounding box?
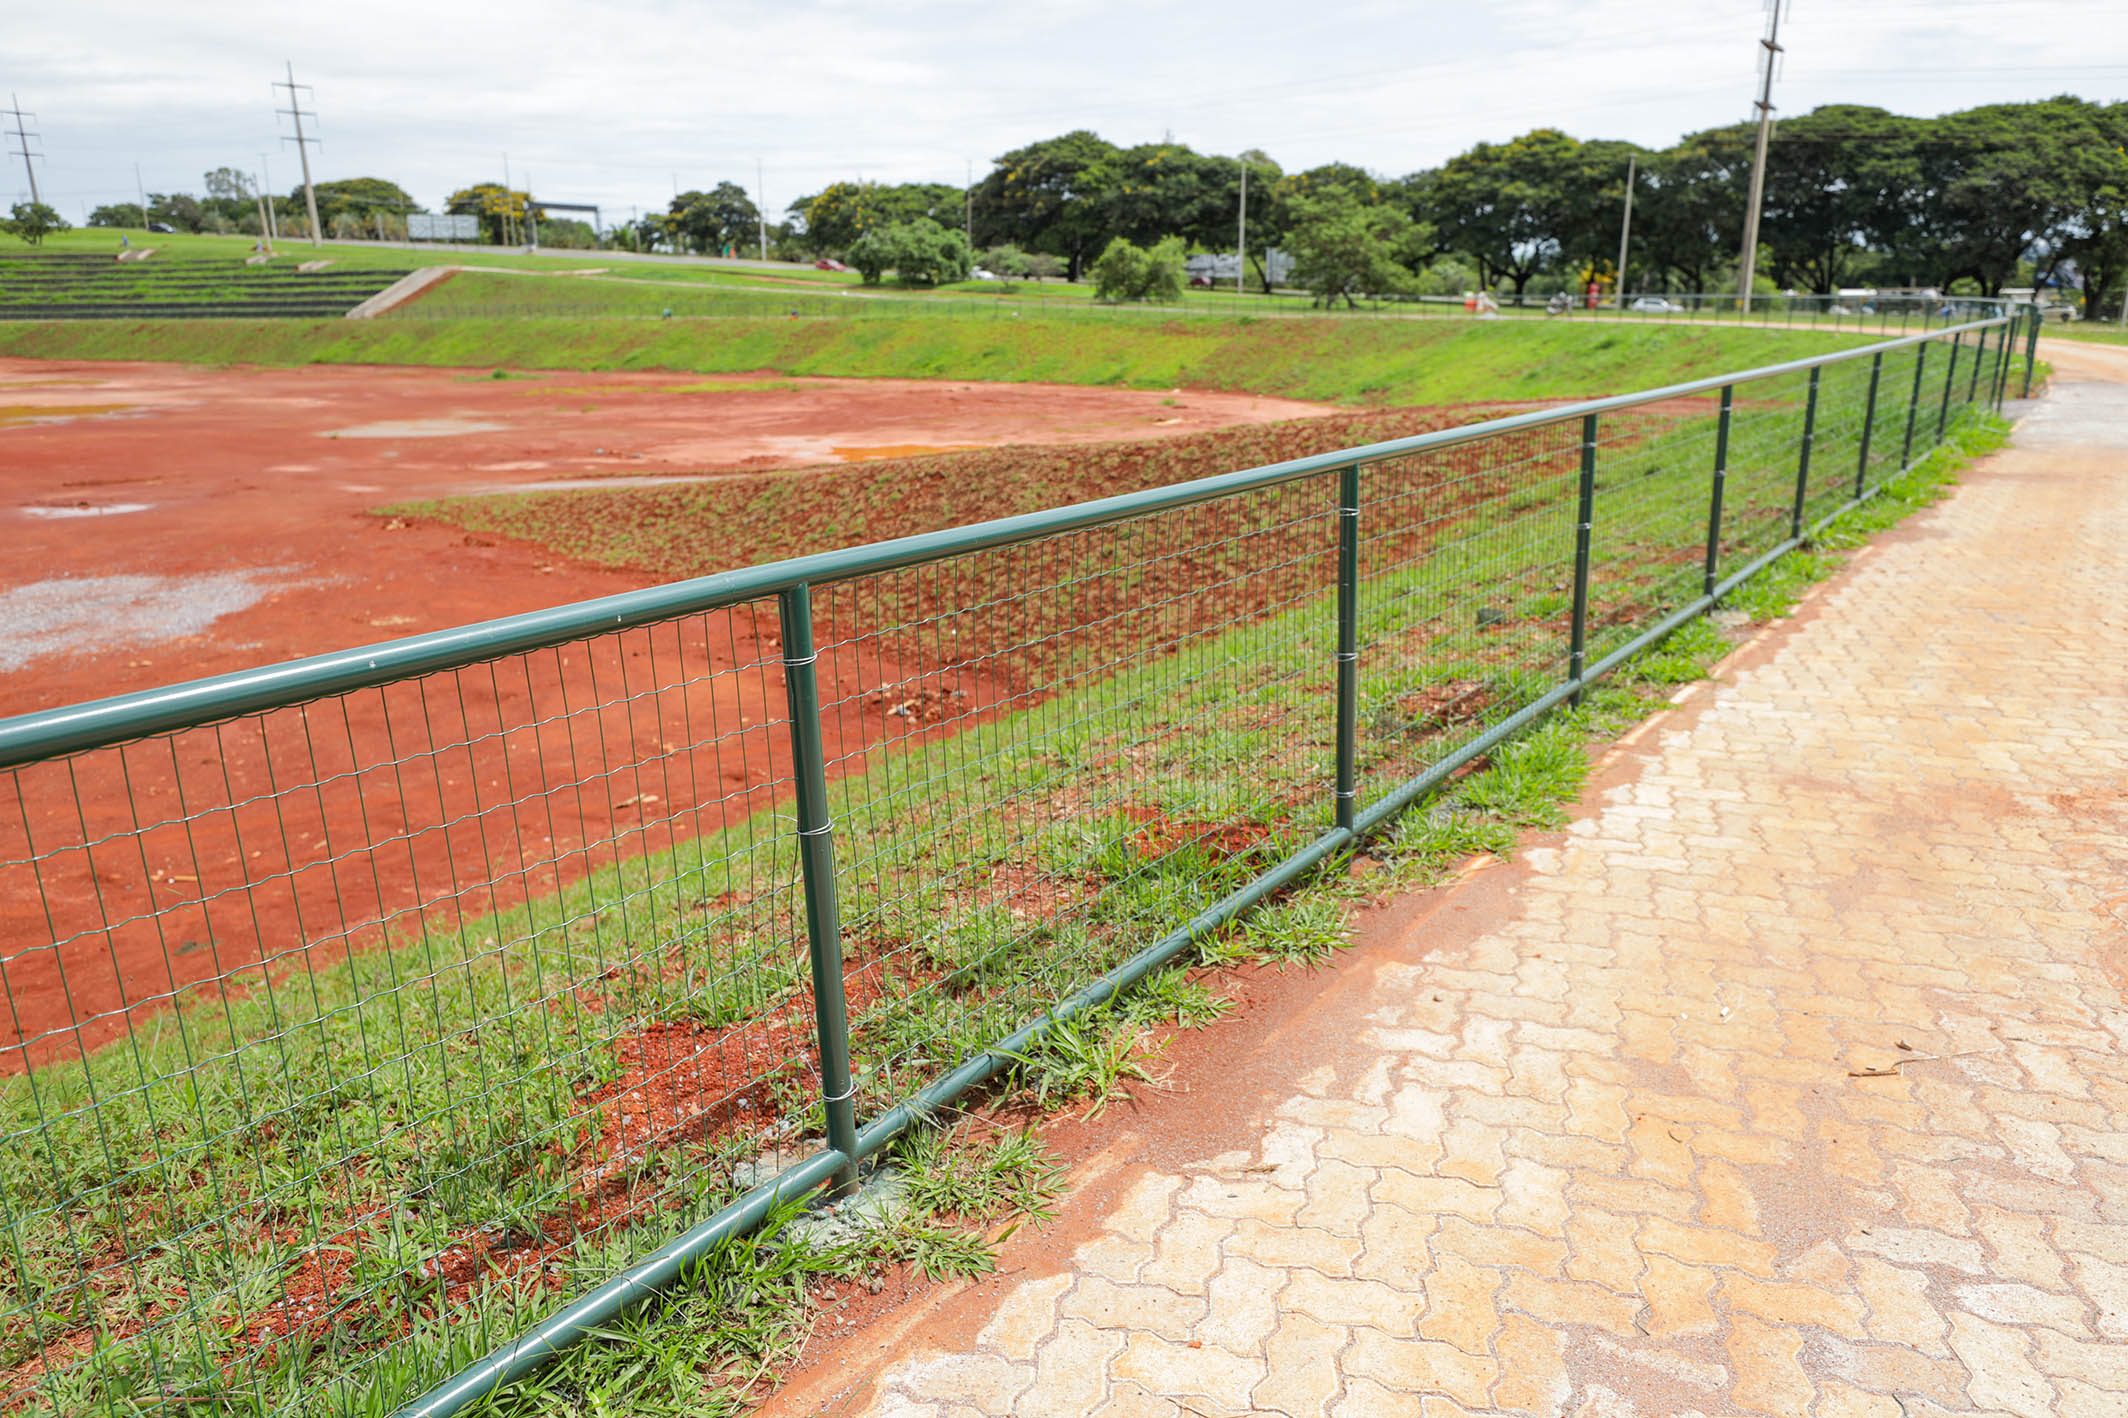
[791,97,2121,309]
[54,95,2127,312]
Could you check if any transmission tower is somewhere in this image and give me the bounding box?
[3,95,41,207]
[273,63,324,246]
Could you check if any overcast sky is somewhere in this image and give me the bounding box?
[7,0,2125,226]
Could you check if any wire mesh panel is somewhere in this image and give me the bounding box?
[0,606,821,1414]
[1712,366,1814,574]
[816,480,1342,1109]
[1352,424,1583,808]
[1580,395,1726,665]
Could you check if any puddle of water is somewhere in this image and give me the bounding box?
[22,503,152,519]
[831,443,981,462]
[0,567,294,671]
[0,403,143,429]
[324,418,507,439]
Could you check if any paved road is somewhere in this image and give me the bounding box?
[767,357,2128,1418]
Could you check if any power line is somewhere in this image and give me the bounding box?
[3,94,42,207]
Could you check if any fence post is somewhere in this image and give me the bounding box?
[1704,386,1733,597]
[1936,332,1962,442]
[778,583,861,1197]
[2021,305,2041,399]
[1568,414,1598,706]
[1993,320,2015,411]
[1790,366,1821,541]
[1966,324,1987,404]
[1902,342,1929,468]
[1335,463,1361,833]
[1855,352,1882,499]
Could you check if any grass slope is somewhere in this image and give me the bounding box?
[0,312,1871,407]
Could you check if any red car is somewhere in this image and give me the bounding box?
[814,258,852,273]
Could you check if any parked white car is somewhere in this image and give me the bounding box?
[1629,296,1686,313]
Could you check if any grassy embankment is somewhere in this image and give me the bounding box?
[0,302,1874,408]
[13,227,1942,325]
[0,327,2004,1414]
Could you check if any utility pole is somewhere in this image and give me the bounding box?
[503,153,516,246]
[1614,154,1637,309]
[1237,160,1248,296]
[965,159,973,250]
[3,95,40,206]
[756,158,768,260]
[526,171,538,249]
[1736,0,1784,314]
[273,62,323,246]
[258,153,278,239]
[249,172,273,253]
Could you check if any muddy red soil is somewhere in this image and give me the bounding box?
[0,357,1336,720]
[0,359,1339,1065]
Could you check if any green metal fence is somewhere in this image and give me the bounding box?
[0,312,2021,1416]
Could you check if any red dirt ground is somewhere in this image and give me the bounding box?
[0,357,1336,719]
[0,359,1339,1064]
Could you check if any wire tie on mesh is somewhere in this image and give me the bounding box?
[1335,651,1358,664]
[797,820,833,838]
[783,650,820,667]
[821,1080,859,1104]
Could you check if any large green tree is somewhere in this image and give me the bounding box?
[1428,129,1586,299]
[670,182,761,254]
[971,131,1120,281]
[3,202,66,245]
[311,178,417,227]
[2056,102,2128,316]
[1283,190,1420,306]
[446,183,533,245]
[1635,128,1748,291]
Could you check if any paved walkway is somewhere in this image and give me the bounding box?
[770,359,2128,1418]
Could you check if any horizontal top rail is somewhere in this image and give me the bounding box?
[0,315,2011,769]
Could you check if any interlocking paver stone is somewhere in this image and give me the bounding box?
[791,373,2128,1416]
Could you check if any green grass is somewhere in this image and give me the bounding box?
[0,309,1873,408]
[0,343,2006,1415]
[2043,322,2128,346]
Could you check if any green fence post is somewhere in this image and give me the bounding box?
[1703,386,1732,597]
[1902,342,1929,468]
[1995,319,2017,411]
[1568,414,1598,706]
[1936,332,1962,442]
[1790,366,1821,541]
[1335,463,1361,832]
[778,584,861,1197]
[2022,306,2041,398]
[1966,324,1987,405]
[1854,352,1882,499]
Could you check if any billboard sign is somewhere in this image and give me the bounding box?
[407,213,479,241]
